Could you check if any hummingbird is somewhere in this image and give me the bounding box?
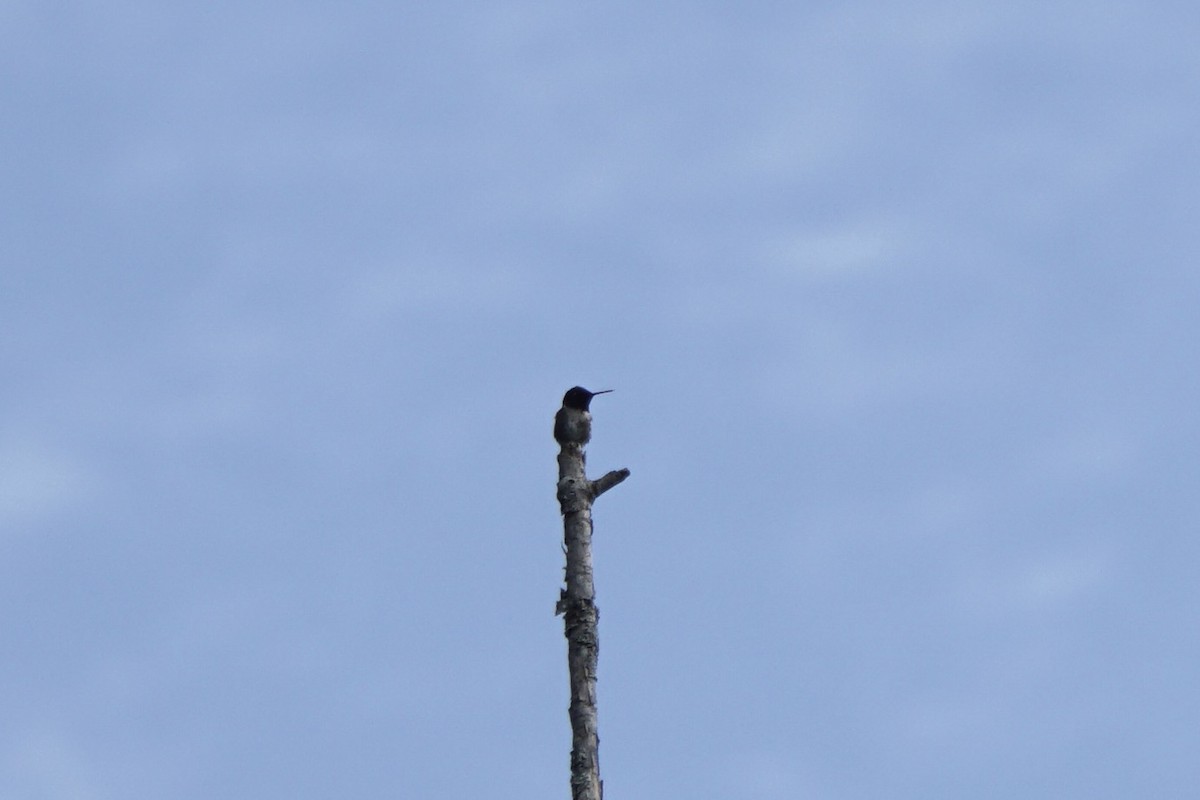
[554,386,613,445]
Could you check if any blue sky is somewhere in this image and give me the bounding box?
[3,2,1199,798]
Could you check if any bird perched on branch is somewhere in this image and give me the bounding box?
[554,386,612,445]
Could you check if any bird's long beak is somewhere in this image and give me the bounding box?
[592,389,614,395]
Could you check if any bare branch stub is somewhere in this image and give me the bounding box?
[591,469,630,499]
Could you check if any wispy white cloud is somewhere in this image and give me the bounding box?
[0,728,97,800]
[718,750,820,800]
[1022,421,1141,487]
[762,219,909,280]
[342,259,535,322]
[950,544,1117,621]
[0,443,94,529]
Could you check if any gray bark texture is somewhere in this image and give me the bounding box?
[555,435,629,800]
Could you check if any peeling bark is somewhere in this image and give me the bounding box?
[555,426,628,800]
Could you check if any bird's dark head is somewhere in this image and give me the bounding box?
[562,386,613,411]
